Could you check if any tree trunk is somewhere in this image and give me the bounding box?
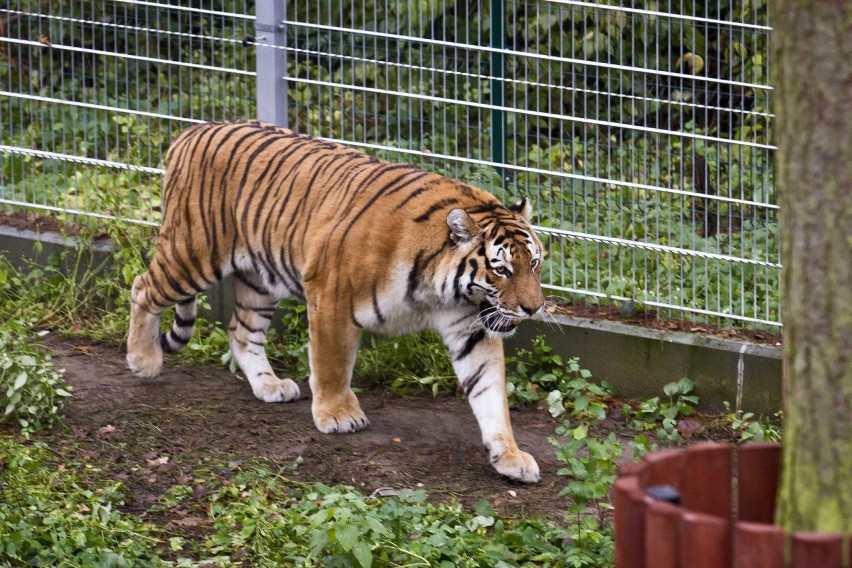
[772,1,852,533]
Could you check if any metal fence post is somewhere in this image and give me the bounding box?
[490,0,507,193]
[255,2,288,127]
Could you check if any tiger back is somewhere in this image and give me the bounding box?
[127,120,545,482]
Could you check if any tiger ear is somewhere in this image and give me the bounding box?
[447,209,481,244]
[509,197,532,221]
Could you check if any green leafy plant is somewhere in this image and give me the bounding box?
[0,438,164,566]
[508,335,614,421]
[721,401,783,443]
[624,378,700,445]
[151,461,581,566]
[0,322,71,435]
[540,357,621,568]
[355,331,455,397]
[551,425,622,568]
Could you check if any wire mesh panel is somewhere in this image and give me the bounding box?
[0,1,778,327]
[284,0,777,327]
[0,0,256,225]
[286,1,500,190]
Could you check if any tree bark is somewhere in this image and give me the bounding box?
[772,0,852,533]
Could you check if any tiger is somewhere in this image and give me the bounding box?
[126,120,545,483]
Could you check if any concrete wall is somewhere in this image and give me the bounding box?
[508,316,781,414]
[1,225,782,414]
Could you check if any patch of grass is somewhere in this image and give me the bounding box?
[184,467,572,566]
[0,437,591,567]
[0,438,165,566]
[355,331,456,397]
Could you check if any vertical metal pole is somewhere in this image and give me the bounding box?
[490,0,506,193]
[255,1,289,127]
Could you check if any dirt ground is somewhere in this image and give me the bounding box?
[37,335,573,521]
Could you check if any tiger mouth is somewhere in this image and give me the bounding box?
[479,302,519,334]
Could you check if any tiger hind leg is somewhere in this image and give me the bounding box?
[229,273,300,403]
[127,272,198,378]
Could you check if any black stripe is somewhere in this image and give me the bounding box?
[336,167,420,242]
[451,257,468,300]
[406,249,425,301]
[467,202,501,215]
[371,287,385,325]
[456,330,486,360]
[393,176,441,210]
[153,257,194,300]
[160,330,189,353]
[463,362,488,397]
[174,313,196,328]
[235,272,270,295]
[233,311,265,334]
[414,198,460,223]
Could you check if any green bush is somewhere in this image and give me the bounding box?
[0,322,71,435]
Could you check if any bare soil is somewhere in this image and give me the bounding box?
[37,336,571,521]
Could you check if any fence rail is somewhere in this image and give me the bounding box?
[0,0,779,327]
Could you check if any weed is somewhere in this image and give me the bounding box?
[355,331,455,396]
[0,322,71,435]
[721,401,783,443]
[0,438,164,566]
[508,335,615,421]
[624,378,699,445]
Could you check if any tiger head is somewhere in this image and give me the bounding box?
[446,198,545,336]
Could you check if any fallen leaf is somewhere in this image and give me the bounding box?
[96,424,116,438]
[677,418,704,439]
[173,516,206,527]
[77,504,90,513]
[146,455,169,467]
[392,437,401,443]
[369,486,400,498]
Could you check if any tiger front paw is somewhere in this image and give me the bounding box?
[312,394,369,434]
[492,449,540,483]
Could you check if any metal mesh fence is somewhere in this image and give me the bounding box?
[0,1,778,328]
[0,0,255,224]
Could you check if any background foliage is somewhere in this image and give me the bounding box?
[1,0,777,327]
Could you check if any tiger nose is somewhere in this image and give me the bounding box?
[520,301,544,315]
